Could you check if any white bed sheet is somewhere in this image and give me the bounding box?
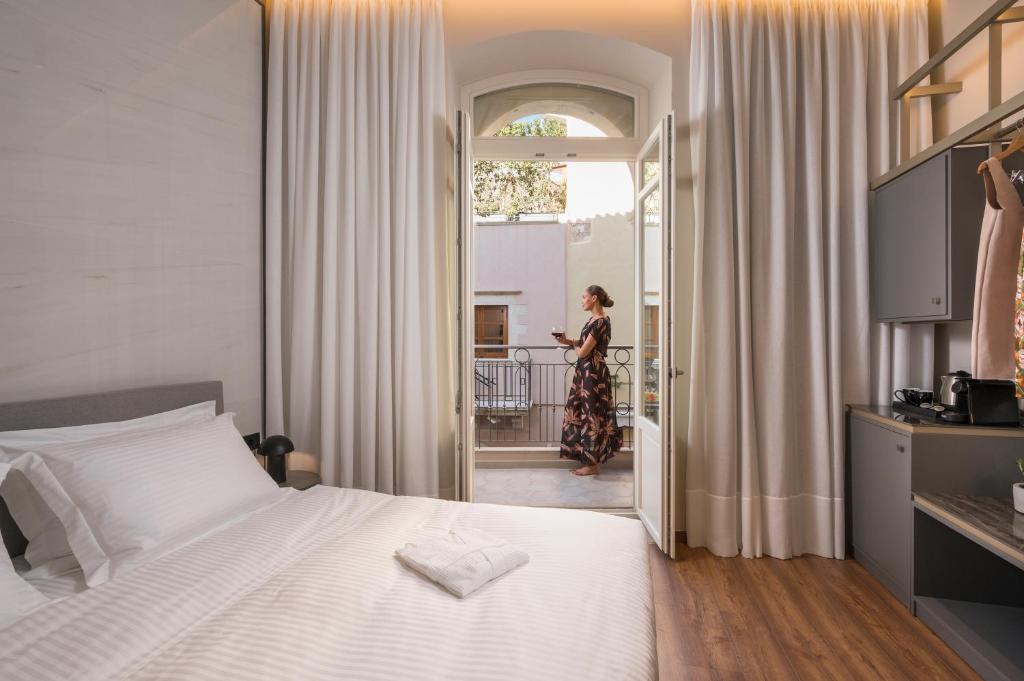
[13,555,87,599]
[0,487,656,681]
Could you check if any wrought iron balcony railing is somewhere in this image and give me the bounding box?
[473,345,634,449]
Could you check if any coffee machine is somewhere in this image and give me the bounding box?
[894,371,1020,426]
[932,371,1018,425]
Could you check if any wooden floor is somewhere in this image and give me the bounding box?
[650,545,982,681]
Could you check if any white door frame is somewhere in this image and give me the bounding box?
[633,114,676,557]
[454,108,675,538]
[455,110,475,502]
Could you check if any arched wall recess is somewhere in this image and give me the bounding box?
[473,82,636,137]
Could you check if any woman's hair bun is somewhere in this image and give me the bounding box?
[586,284,613,308]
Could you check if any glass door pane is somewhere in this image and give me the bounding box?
[641,186,661,424]
[641,139,660,188]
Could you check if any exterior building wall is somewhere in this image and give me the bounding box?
[473,221,567,351]
[563,128,635,351]
[565,211,635,346]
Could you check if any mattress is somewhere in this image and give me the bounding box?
[0,487,656,681]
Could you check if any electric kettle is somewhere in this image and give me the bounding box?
[937,370,971,411]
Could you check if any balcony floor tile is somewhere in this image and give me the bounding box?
[473,467,634,509]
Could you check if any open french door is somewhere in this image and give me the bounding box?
[455,110,475,502]
[635,113,676,557]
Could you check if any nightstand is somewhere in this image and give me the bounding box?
[278,470,321,490]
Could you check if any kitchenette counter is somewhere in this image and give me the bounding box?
[847,404,1024,437]
[846,408,1024,680]
[847,404,1024,610]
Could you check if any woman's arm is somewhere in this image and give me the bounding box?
[575,334,597,359]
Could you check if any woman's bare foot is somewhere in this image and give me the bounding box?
[572,464,600,476]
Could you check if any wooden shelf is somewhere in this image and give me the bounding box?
[871,0,1024,189]
[870,90,1024,190]
[913,493,1024,571]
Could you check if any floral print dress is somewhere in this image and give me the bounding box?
[560,316,623,464]
[1016,234,1024,397]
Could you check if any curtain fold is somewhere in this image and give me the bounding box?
[686,0,931,558]
[265,0,448,496]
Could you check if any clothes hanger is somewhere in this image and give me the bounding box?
[976,118,1024,208]
[977,118,1024,175]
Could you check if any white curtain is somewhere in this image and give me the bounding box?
[264,0,449,496]
[686,0,932,558]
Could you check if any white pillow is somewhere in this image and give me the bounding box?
[0,400,218,450]
[2,413,283,586]
[0,401,217,569]
[0,464,50,629]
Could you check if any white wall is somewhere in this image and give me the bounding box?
[475,222,567,348]
[929,0,1024,141]
[0,0,263,432]
[563,154,636,354]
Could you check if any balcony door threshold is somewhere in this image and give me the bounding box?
[475,448,634,470]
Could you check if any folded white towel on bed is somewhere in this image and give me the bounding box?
[395,530,529,598]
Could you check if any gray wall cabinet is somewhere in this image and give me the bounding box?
[848,406,1024,610]
[870,146,988,322]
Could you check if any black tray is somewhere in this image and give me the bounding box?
[892,401,975,424]
[891,401,941,422]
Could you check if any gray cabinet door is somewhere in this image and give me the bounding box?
[871,153,948,321]
[850,417,912,607]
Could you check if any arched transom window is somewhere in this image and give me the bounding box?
[473,82,636,138]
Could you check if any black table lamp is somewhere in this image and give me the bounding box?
[258,435,294,484]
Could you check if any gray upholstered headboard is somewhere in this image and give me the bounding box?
[0,382,224,558]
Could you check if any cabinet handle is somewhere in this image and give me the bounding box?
[931,297,942,305]
[896,444,906,453]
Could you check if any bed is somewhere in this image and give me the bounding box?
[0,383,657,681]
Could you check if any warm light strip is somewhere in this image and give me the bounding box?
[270,0,442,5]
[696,0,925,7]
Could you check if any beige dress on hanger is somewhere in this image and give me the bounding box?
[971,157,1024,380]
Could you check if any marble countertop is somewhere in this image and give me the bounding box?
[913,492,1024,571]
[848,405,1024,437]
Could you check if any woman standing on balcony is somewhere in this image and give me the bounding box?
[555,285,623,476]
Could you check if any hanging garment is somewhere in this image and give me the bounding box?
[1017,223,1024,397]
[972,158,1024,380]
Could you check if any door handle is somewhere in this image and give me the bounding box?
[671,368,685,377]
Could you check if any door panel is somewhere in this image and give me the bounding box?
[635,114,674,556]
[638,427,663,546]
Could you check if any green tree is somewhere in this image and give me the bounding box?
[473,117,567,221]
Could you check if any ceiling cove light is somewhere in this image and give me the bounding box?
[696,0,924,8]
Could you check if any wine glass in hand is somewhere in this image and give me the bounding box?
[551,326,566,345]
